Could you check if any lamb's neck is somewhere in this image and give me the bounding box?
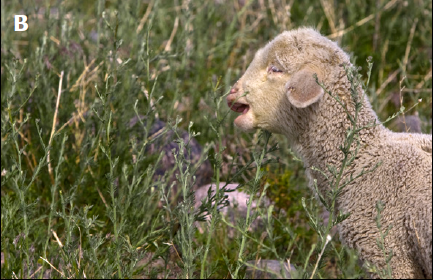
[287,97,386,188]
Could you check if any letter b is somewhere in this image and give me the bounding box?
[14,15,28,31]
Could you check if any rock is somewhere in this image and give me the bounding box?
[389,114,422,133]
[129,116,213,195]
[194,183,270,235]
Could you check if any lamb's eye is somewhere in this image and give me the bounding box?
[269,65,283,73]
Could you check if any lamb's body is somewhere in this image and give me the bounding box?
[227,27,432,278]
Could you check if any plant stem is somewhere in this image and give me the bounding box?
[233,131,270,278]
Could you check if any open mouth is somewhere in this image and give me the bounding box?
[228,101,250,114]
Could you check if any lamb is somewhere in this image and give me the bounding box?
[227,27,432,278]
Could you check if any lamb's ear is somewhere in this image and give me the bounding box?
[286,69,324,108]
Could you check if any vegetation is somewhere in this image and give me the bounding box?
[1,0,431,278]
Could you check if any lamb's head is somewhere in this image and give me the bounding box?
[227,27,351,135]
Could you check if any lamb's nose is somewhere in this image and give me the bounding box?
[230,86,239,94]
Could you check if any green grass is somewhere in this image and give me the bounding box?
[1,0,431,278]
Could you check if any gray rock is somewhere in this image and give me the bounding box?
[129,116,213,194]
[389,114,422,133]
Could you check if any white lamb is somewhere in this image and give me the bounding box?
[227,27,432,278]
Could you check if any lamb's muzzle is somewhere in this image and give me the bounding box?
[227,82,255,130]
[227,90,249,114]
